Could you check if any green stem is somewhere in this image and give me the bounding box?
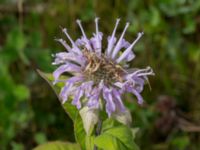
[94,119,102,150]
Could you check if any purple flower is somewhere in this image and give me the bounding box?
[52,18,154,117]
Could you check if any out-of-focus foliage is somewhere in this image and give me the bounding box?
[0,0,200,149]
[33,141,80,150]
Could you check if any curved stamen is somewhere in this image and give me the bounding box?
[137,70,155,77]
[130,66,151,76]
[127,66,154,78]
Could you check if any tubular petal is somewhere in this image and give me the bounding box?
[53,63,81,82]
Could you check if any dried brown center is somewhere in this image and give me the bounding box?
[83,48,125,85]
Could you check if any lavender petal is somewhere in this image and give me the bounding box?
[53,63,81,83]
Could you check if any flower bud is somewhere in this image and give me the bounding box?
[79,106,99,135]
[113,109,132,126]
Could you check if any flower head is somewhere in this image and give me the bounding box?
[52,18,154,117]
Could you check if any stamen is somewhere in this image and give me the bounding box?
[76,19,87,38]
[137,69,154,77]
[94,17,102,54]
[127,66,154,78]
[76,19,92,50]
[116,32,144,63]
[54,38,71,52]
[95,17,100,36]
[111,22,130,59]
[130,66,151,76]
[61,27,82,54]
[106,18,120,56]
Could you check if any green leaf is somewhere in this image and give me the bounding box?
[94,119,139,150]
[63,102,78,121]
[63,103,87,149]
[74,113,87,150]
[37,70,87,150]
[104,126,138,150]
[37,70,78,121]
[95,133,125,150]
[33,141,80,150]
[37,70,64,98]
[101,118,122,132]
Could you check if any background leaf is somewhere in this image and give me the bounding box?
[33,141,80,150]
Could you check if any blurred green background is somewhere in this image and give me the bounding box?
[0,0,200,149]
